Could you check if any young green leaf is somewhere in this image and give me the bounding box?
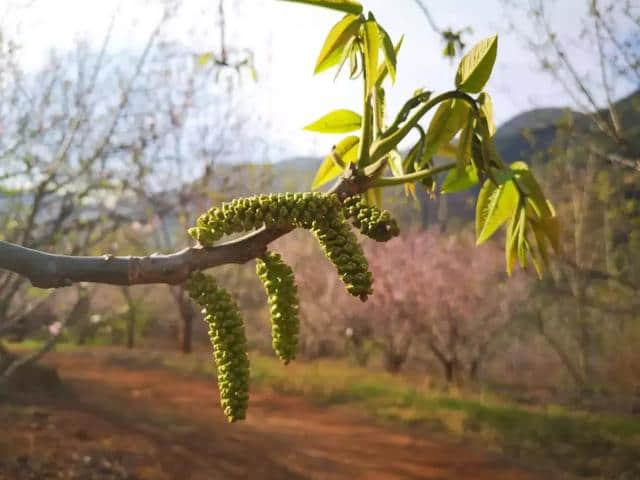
[304,109,362,133]
[279,0,363,15]
[312,136,359,189]
[377,24,396,83]
[516,208,528,268]
[455,35,498,93]
[505,208,520,276]
[366,186,383,208]
[376,35,403,86]
[531,221,550,273]
[374,86,386,135]
[477,92,496,137]
[362,17,380,95]
[387,149,404,177]
[476,177,519,244]
[457,115,475,172]
[334,36,357,79]
[510,161,553,219]
[436,142,459,160]
[349,42,361,78]
[314,14,362,74]
[420,99,469,168]
[441,164,479,194]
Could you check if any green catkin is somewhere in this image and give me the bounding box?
[342,195,400,242]
[189,193,328,244]
[185,272,249,422]
[311,213,373,301]
[256,252,300,364]
[189,192,373,300]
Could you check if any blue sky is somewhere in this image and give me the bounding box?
[3,0,637,162]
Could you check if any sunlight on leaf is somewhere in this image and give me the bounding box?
[456,115,475,172]
[312,136,359,189]
[455,35,498,93]
[304,109,362,133]
[363,16,380,95]
[314,14,362,74]
[478,92,496,137]
[376,35,403,86]
[476,177,519,244]
[421,99,469,167]
[377,24,396,83]
[441,164,478,194]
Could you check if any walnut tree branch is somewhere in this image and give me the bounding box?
[0,177,368,289]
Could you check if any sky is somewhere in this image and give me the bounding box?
[2,0,637,162]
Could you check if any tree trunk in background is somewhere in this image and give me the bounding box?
[171,285,195,354]
[444,361,454,382]
[469,359,480,382]
[120,287,136,349]
[428,342,457,383]
[180,303,194,354]
[383,352,406,373]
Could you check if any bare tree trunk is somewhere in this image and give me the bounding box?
[181,307,194,354]
[120,287,136,349]
[428,341,457,383]
[384,351,406,373]
[170,285,196,354]
[444,360,455,382]
[469,339,492,382]
[469,359,480,382]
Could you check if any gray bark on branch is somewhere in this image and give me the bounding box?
[0,226,288,289]
[0,176,367,289]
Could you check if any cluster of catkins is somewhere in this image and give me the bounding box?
[185,272,250,422]
[342,196,400,242]
[185,191,399,422]
[256,252,300,364]
[188,192,373,300]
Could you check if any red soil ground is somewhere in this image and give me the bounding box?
[0,351,541,480]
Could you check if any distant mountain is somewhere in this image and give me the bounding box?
[495,89,640,163]
[494,108,578,163]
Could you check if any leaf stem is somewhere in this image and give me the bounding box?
[370,90,479,163]
[371,162,456,187]
[357,49,373,168]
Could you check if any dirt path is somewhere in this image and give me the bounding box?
[1,351,541,480]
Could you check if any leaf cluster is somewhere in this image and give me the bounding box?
[289,0,558,276]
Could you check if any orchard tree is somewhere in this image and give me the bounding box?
[364,230,528,380]
[0,0,558,422]
[0,0,257,362]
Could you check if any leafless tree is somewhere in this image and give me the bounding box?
[0,1,258,375]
